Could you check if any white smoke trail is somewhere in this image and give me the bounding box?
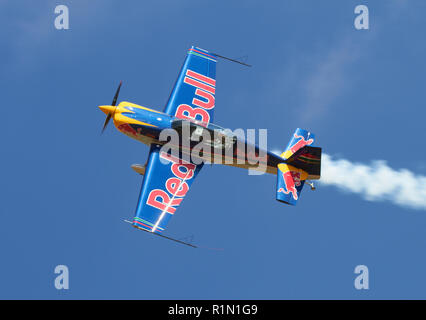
[319,154,426,210]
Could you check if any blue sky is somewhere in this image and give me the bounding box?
[1,0,426,299]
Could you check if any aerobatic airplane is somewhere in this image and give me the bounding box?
[99,46,322,247]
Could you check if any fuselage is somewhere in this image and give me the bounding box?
[99,101,283,174]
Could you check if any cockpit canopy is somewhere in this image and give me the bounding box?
[171,118,237,150]
[171,118,235,138]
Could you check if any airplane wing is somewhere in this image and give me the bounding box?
[163,46,216,125]
[132,144,203,234]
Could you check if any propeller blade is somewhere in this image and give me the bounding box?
[111,80,122,106]
[101,113,112,134]
[101,81,122,134]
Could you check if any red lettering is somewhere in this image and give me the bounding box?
[175,104,210,124]
[146,189,182,214]
[171,163,194,180]
[160,152,196,180]
[192,88,215,110]
[166,177,189,197]
[186,69,216,87]
[184,76,215,95]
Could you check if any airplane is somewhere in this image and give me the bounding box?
[99,46,322,248]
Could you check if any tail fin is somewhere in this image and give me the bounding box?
[276,128,321,205]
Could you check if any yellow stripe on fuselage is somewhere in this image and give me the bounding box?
[113,101,162,128]
[118,101,164,114]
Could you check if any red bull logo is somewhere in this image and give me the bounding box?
[277,170,302,201]
[289,133,314,154]
[175,69,216,125]
[146,152,196,215]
